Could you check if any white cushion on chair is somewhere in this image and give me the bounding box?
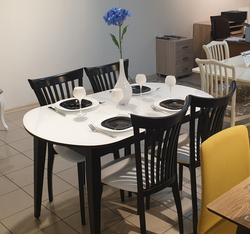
[53,145,85,163]
[101,154,138,193]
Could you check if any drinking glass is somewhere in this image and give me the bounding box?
[111,88,124,115]
[135,74,147,99]
[73,87,86,116]
[165,75,176,98]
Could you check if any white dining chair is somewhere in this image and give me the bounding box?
[0,89,8,130]
[202,41,250,128]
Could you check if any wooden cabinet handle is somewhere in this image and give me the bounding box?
[182,46,189,49]
[182,57,189,60]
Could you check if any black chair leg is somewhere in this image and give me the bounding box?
[47,143,55,202]
[77,161,86,225]
[172,180,184,234]
[137,195,146,234]
[146,195,150,210]
[128,191,132,197]
[190,167,198,234]
[178,164,183,190]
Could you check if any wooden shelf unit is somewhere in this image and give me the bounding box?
[156,37,194,77]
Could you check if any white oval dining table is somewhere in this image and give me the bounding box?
[23,82,211,234]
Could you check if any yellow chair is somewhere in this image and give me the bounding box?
[198,125,250,234]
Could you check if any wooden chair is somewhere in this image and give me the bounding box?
[177,81,237,234]
[210,15,231,40]
[202,41,250,128]
[28,68,87,224]
[84,59,129,93]
[196,58,250,128]
[0,89,8,130]
[203,40,230,61]
[101,97,190,234]
[28,68,129,224]
[198,125,250,234]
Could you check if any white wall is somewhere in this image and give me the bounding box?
[1,0,250,109]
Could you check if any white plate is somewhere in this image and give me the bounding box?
[94,114,133,133]
[154,98,185,112]
[131,84,156,96]
[55,97,99,112]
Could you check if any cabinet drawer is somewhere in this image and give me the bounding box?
[175,62,193,77]
[176,52,193,64]
[176,39,194,54]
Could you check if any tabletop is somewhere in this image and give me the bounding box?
[23,83,211,147]
[207,176,250,230]
[192,55,250,86]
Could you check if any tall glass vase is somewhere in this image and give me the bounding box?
[114,59,132,105]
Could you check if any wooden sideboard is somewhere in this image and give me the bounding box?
[156,37,194,77]
[193,21,246,66]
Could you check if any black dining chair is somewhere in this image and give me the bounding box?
[101,96,190,234]
[177,80,237,234]
[28,68,130,225]
[84,59,129,93]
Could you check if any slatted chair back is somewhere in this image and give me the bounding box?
[28,68,83,106]
[84,59,129,93]
[203,40,230,61]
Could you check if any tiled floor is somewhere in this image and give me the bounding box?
[0,73,207,234]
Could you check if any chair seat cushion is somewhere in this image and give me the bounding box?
[53,145,85,163]
[101,154,138,193]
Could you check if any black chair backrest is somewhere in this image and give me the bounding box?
[84,59,129,93]
[28,68,83,106]
[210,15,231,40]
[130,96,190,195]
[189,80,237,167]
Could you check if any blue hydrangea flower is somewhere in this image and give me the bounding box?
[103,8,131,59]
[103,8,131,26]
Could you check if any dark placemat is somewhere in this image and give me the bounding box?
[160,99,184,110]
[101,116,132,130]
[132,85,151,94]
[60,99,92,110]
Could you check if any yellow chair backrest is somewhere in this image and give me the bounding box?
[198,125,250,234]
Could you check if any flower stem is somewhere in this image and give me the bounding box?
[119,25,122,59]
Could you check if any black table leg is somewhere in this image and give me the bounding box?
[34,137,46,218]
[85,148,102,234]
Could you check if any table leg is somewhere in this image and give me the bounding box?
[33,137,46,218]
[85,149,102,234]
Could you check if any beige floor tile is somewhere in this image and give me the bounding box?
[0,128,30,144]
[23,174,74,201]
[64,204,122,234]
[1,206,60,234]
[56,166,78,187]
[5,108,32,121]
[10,118,25,129]
[47,155,75,174]
[0,189,33,220]
[35,220,78,234]
[126,201,179,234]
[102,190,137,218]
[0,223,11,234]
[157,186,201,219]
[0,154,33,175]
[0,175,19,196]
[163,218,193,234]
[43,188,84,219]
[101,219,140,234]
[0,144,20,160]
[22,149,34,159]
[6,165,47,188]
[8,137,33,153]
